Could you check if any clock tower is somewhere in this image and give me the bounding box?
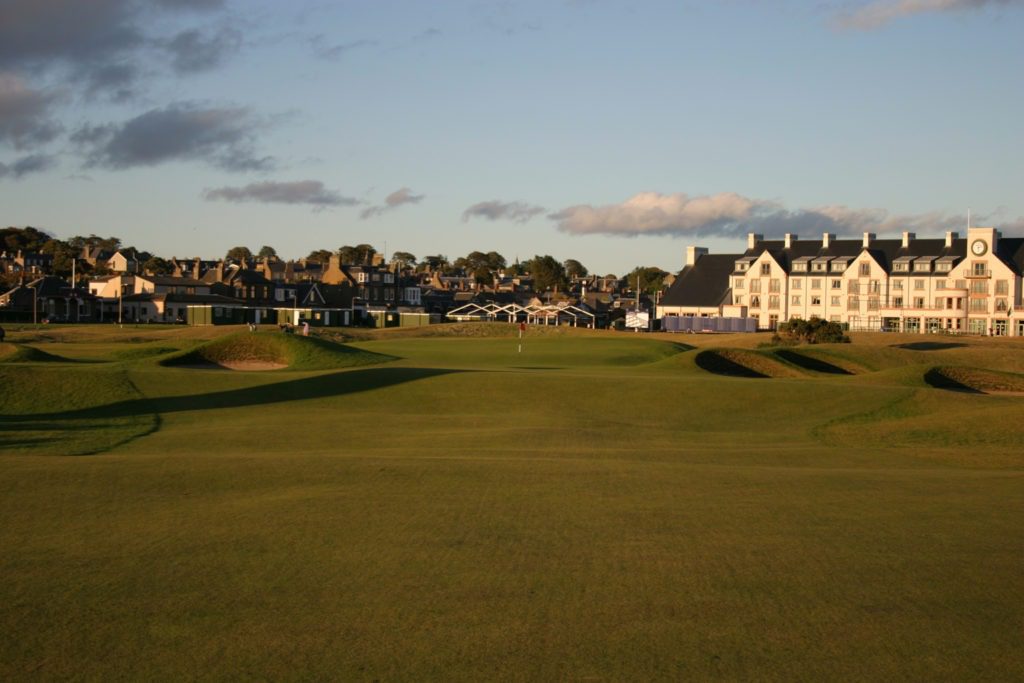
[967,226,998,260]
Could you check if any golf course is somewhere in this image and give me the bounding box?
[1,323,1022,680]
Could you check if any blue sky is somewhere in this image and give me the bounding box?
[1,0,1022,274]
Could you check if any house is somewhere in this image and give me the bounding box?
[0,276,98,322]
[108,248,140,274]
[659,228,1024,336]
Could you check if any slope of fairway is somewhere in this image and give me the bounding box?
[0,342,76,363]
[924,365,1024,394]
[694,348,805,378]
[161,330,396,370]
[0,365,157,455]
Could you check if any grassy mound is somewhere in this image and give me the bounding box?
[695,349,804,378]
[113,345,181,361]
[924,366,1024,394]
[773,348,853,375]
[161,331,396,371]
[0,342,75,363]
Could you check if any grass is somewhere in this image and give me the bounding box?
[0,323,1022,679]
[161,330,396,371]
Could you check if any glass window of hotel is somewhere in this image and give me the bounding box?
[936,262,950,272]
[792,279,802,290]
[734,278,745,289]
[914,261,930,272]
[859,262,870,276]
[935,279,946,290]
[893,280,903,291]
[848,280,860,293]
[768,295,780,309]
[811,278,821,289]
[934,297,943,309]
[811,296,821,306]
[972,262,987,276]
[893,296,903,307]
[791,295,801,305]
[868,297,879,310]
[913,297,925,308]
[970,298,987,312]
[955,279,966,289]
[760,263,771,275]
[734,294,744,305]
[914,279,924,290]
[750,295,761,308]
[996,298,1008,311]
[793,263,806,272]
[996,280,1008,295]
[769,279,780,292]
[831,261,846,272]
[750,279,761,292]
[971,280,988,294]
[813,262,825,271]
[831,279,842,289]
[831,296,841,306]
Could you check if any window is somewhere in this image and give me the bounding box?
[868,280,880,294]
[811,279,821,290]
[792,279,802,290]
[859,262,870,276]
[761,263,771,276]
[734,278,745,289]
[750,279,761,293]
[734,295,744,305]
[934,297,943,309]
[832,261,846,272]
[893,280,903,291]
[769,279,780,293]
[831,296,841,306]
[768,295,780,309]
[914,279,924,290]
[893,262,908,272]
[996,280,1008,295]
[969,298,987,312]
[955,280,966,290]
[793,263,807,272]
[970,281,988,295]
[892,297,903,308]
[935,280,946,290]
[791,295,801,306]
[357,272,368,283]
[813,262,826,272]
[750,295,761,308]
[811,296,821,306]
[868,297,879,311]
[913,297,925,308]
[995,298,1008,312]
[972,262,988,277]
[914,261,931,272]
[848,281,860,294]
[831,279,842,290]
[936,262,951,272]
[847,296,859,311]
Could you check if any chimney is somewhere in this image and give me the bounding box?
[686,246,708,266]
[784,233,797,249]
[822,233,835,248]
[901,231,915,248]
[862,232,875,248]
[747,233,762,250]
[945,231,958,248]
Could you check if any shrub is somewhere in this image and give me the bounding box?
[773,317,850,345]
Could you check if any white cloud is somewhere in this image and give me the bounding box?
[837,0,1021,29]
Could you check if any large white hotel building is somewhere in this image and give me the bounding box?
[657,227,1024,336]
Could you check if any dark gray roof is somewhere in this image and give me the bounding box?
[660,255,735,307]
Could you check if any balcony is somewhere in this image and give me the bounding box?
[964,267,991,279]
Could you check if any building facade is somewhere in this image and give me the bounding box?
[658,228,1024,336]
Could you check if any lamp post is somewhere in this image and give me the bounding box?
[27,284,37,325]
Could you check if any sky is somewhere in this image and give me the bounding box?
[1,0,1023,275]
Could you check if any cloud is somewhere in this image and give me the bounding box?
[164,28,242,74]
[462,200,545,223]
[836,0,1021,29]
[360,187,424,219]
[0,72,64,150]
[309,36,376,61]
[75,102,274,171]
[203,180,358,208]
[0,153,57,179]
[0,0,228,98]
[550,191,967,239]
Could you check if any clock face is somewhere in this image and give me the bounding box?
[971,240,987,256]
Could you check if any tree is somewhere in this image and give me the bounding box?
[257,245,277,259]
[564,259,588,279]
[624,266,669,295]
[390,251,416,268]
[1,226,53,252]
[527,254,567,292]
[226,246,252,261]
[306,249,333,263]
[143,256,172,275]
[454,250,506,284]
[338,244,376,265]
[419,255,450,273]
[68,234,121,252]
[39,239,77,276]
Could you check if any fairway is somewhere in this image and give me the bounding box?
[1,324,1022,679]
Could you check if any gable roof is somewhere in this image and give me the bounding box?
[660,254,735,307]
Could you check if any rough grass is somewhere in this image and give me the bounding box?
[925,366,1024,394]
[161,330,396,371]
[695,348,805,378]
[0,328,1022,679]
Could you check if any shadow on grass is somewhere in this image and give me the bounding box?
[3,367,466,425]
[774,349,852,375]
[694,350,767,378]
[894,341,967,351]
[923,367,984,394]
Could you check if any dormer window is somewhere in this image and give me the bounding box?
[760,263,771,276]
[914,261,930,272]
[831,261,846,272]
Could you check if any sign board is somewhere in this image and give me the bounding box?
[625,311,649,329]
